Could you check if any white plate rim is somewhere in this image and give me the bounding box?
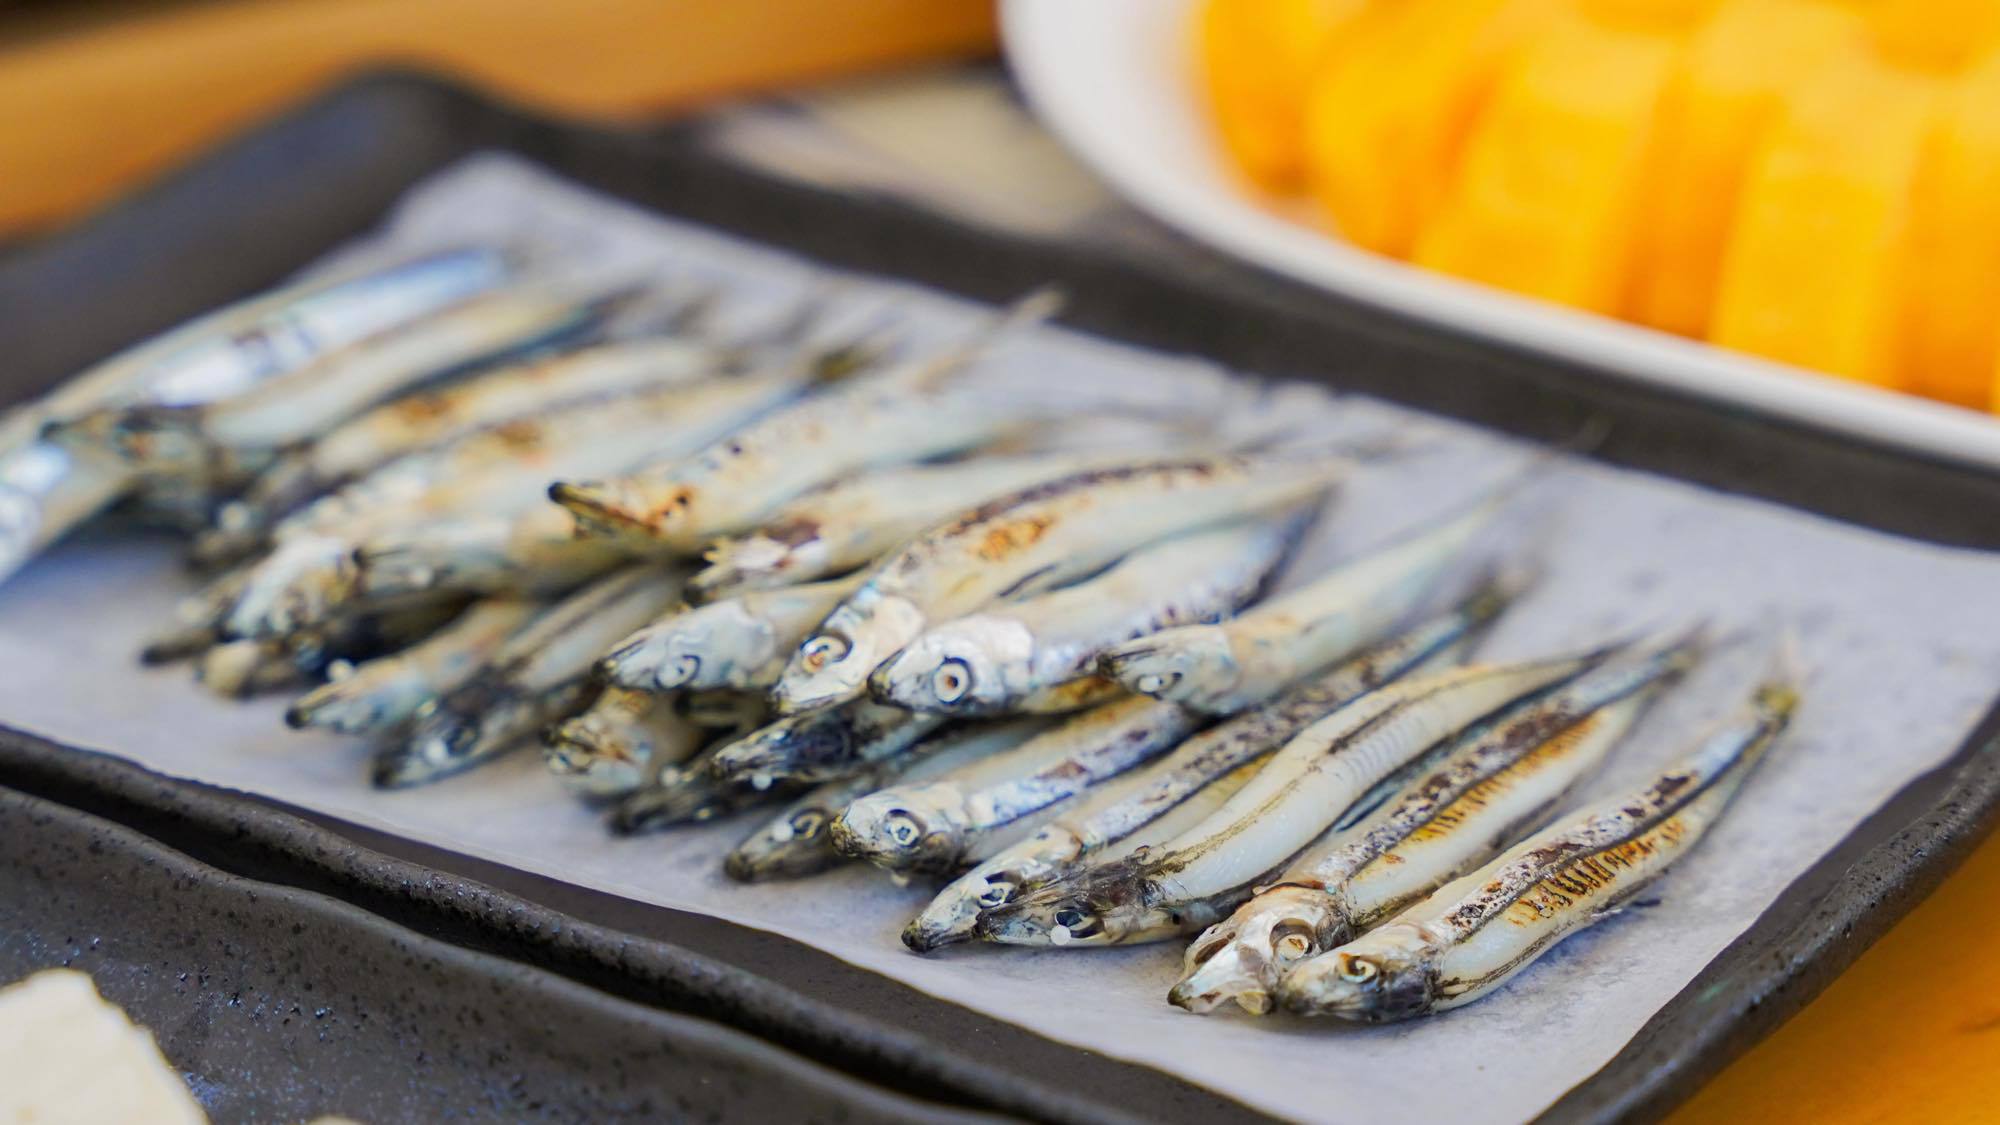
[1000,0,2000,472]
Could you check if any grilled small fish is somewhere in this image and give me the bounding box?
[1170,632,1699,1014]
[1101,484,1508,713]
[545,686,711,799]
[10,246,509,457]
[284,597,541,734]
[1278,673,1796,1021]
[977,640,1623,947]
[724,720,1050,882]
[610,745,793,835]
[599,573,866,694]
[868,513,1306,715]
[213,335,733,550]
[351,505,636,603]
[371,566,685,787]
[773,450,1351,714]
[901,585,1509,953]
[687,453,1122,598]
[707,699,947,789]
[74,283,621,480]
[832,697,1199,876]
[550,292,1070,550]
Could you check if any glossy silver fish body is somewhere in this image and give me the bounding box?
[1170,635,1697,1014]
[977,640,1617,948]
[0,443,132,586]
[83,283,616,478]
[225,336,729,536]
[370,566,686,787]
[833,697,1198,876]
[8,247,509,458]
[599,573,866,694]
[869,514,1304,715]
[687,453,1119,598]
[706,699,948,789]
[902,592,1504,953]
[545,686,710,799]
[1102,487,1505,714]
[226,372,803,639]
[772,451,1350,715]
[903,751,1270,952]
[725,720,1049,882]
[292,361,812,542]
[610,746,791,835]
[351,505,634,603]
[1279,677,1797,1022]
[1,250,512,585]
[548,291,1067,550]
[283,598,541,735]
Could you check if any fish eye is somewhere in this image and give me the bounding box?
[975,880,1015,908]
[1271,921,1316,963]
[1134,671,1182,695]
[1054,907,1090,931]
[663,653,700,687]
[799,633,851,673]
[884,811,923,848]
[790,809,825,837]
[1337,955,1380,984]
[931,657,974,703]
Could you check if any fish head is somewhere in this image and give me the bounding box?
[283,672,417,735]
[707,709,853,787]
[610,761,739,834]
[225,536,360,639]
[904,830,1083,953]
[1278,921,1440,1022]
[772,592,925,714]
[724,800,842,881]
[371,708,484,789]
[1100,625,1238,707]
[868,617,1033,713]
[49,405,209,474]
[1169,884,1350,1016]
[542,718,647,798]
[829,783,969,875]
[608,601,764,692]
[549,478,694,546]
[974,856,1154,948]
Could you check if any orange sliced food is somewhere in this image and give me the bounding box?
[1865,1,2000,75]
[1412,12,1683,313]
[1301,0,1564,256]
[1626,0,1866,337]
[1195,0,1372,194]
[1710,49,1943,388]
[1903,50,2000,408]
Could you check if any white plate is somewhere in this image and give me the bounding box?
[1001,0,2000,470]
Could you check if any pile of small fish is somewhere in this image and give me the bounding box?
[0,247,1800,1025]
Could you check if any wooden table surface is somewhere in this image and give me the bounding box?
[4,2,1995,1120]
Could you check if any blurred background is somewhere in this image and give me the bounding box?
[4,1,1997,1120]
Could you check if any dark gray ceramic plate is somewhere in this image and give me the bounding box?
[2,71,1998,1124]
[0,781,1003,1123]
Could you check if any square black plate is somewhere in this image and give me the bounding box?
[4,71,1998,1124]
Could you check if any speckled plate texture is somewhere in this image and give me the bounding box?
[2,71,1999,1125]
[0,783,1002,1123]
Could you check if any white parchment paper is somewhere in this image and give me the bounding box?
[6,156,2000,1124]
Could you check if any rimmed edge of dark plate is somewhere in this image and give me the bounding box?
[0,724,1255,1125]
[2,68,1999,1124]
[0,781,1011,1124]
